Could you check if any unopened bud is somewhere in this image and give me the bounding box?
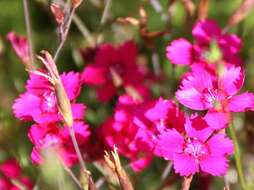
[55,81,73,127]
[37,51,73,127]
[7,32,33,69]
[72,0,83,9]
[50,3,65,25]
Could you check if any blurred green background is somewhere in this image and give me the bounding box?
[1,0,254,189]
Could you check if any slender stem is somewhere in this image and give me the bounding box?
[97,0,112,44]
[22,0,35,69]
[100,0,112,25]
[54,7,75,61]
[95,177,105,189]
[73,14,96,46]
[69,126,87,171]
[228,123,248,190]
[181,175,193,190]
[62,163,83,189]
[152,50,161,76]
[161,162,172,180]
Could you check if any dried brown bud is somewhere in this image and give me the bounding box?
[104,148,134,190]
[198,0,209,20]
[50,3,65,25]
[181,175,193,190]
[72,0,83,9]
[117,17,140,26]
[182,0,196,17]
[227,0,254,27]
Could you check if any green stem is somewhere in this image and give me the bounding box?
[228,123,247,190]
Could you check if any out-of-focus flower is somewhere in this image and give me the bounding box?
[155,115,234,176]
[166,19,242,67]
[7,32,31,68]
[28,121,90,167]
[0,159,33,190]
[98,95,154,171]
[81,41,149,102]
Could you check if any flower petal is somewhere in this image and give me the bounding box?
[204,111,229,130]
[12,93,41,121]
[81,64,106,85]
[185,116,213,142]
[96,82,116,102]
[61,72,81,100]
[192,19,221,44]
[207,133,234,156]
[155,129,184,159]
[0,159,21,178]
[200,156,229,176]
[176,69,215,110]
[219,65,244,96]
[173,153,199,176]
[130,154,153,172]
[228,92,254,112]
[166,38,193,65]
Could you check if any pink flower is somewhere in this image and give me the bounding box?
[7,32,31,66]
[166,19,242,66]
[143,97,185,133]
[176,64,254,114]
[0,159,21,179]
[28,121,90,167]
[0,159,33,190]
[81,41,149,102]
[166,38,193,65]
[13,71,84,124]
[98,95,154,171]
[155,115,234,176]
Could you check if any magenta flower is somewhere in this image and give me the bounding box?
[7,32,31,66]
[81,41,149,102]
[155,115,234,176]
[13,71,84,124]
[28,121,90,167]
[166,19,242,67]
[98,95,154,171]
[143,97,185,133]
[0,159,33,190]
[176,64,254,115]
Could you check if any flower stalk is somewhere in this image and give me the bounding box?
[104,148,134,190]
[22,0,36,70]
[181,175,193,190]
[228,123,248,190]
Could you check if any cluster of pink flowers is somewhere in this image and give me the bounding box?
[81,41,149,102]
[9,19,254,179]
[155,19,254,176]
[11,50,91,166]
[0,159,33,190]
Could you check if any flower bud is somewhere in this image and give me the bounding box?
[7,32,33,69]
[37,51,73,127]
[50,4,65,25]
[71,0,83,9]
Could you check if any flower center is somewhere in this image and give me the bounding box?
[40,134,61,148]
[184,138,208,160]
[41,91,57,113]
